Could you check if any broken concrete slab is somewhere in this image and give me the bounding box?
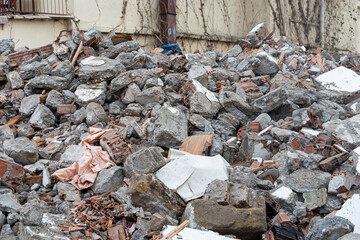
[270,186,297,212]
[135,87,165,106]
[271,127,297,142]
[189,79,221,118]
[51,60,75,81]
[85,102,107,126]
[70,107,86,125]
[0,125,15,143]
[323,114,360,144]
[54,182,81,202]
[228,166,256,188]
[0,193,21,213]
[6,71,23,89]
[335,194,360,233]
[283,169,331,193]
[91,166,123,194]
[45,90,64,111]
[315,66,360,92]
[74,83,106,106]
[236,51,280,76]
[20,200,44,226]
[19,94,41,117]
[188,65,209,88]
[19,59,52,80]
[3,138,38,165]
[25,75,70,91]
[0,38,14,54]
[253,87,288,113]
[124,147,166,177]
[306,216,354,240]
[123,82,141,104]
[29,104,56,129]
[246,23,269,47]
[78,56,125,81]
[58,145,83,168]
[203,179,229,205]
[219,91,252,118]
[128,174,184,219]
[150,106,188,148]
[303,188,327,211]
[182,199,267,240]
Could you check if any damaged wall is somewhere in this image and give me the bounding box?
[0,0,359,52]
[266,0,360,51]
[175,0,269,53]
[0,18,70,49]
[71,0,269,53]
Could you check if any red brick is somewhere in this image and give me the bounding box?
[272,213,291,226]
[305,145,316,154]
[57,104,77,114]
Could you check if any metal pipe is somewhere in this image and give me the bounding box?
[320,0,325,48]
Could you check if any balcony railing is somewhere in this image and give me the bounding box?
[0,0,68,16]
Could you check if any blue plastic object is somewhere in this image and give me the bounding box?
[160,43,182,55]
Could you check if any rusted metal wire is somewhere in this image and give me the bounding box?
[65,193,127,237]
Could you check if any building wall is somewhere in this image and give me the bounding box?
[0,0,358,52]
[0,18,69,49]
[71,0,270,53]
[266,0,360,51]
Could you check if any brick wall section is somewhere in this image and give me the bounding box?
[7,44,54,68]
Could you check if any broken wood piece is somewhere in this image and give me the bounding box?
[84,36,102,47]
[71,41,83,65]
[164,220,190,239]
[110,123,123,129]
[58,224,85,232]
[52,61,61,68]
[25,129,44,138]
[24,175,43,185]
[32,138,45,146]
[40,92,49,103]
[275,120,294,129]
[6,115,21,125]
[258,125,274,136]
[111,34,133,45]
[180,134,213,155]
[278,51,285,65]
[253,163,281,172]
[316,54,325,72]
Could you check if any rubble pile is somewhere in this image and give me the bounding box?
[0,24,360,240]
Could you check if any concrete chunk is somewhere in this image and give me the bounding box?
[151,106,188,148]
[29,104,56,129]
[182,199,267,240]
[3,138,38,165]
[124,147,166,177]
[91,166,123,194]
[315,66,360,92]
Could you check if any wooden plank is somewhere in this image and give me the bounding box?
[6,115,21,125]
[71,41,83,65]
[32,138,45,146]
[164,220,190,239]
[253,163,281,172]
[316,54,325,72]
[180,134,213,155]
[278,51,285,65]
